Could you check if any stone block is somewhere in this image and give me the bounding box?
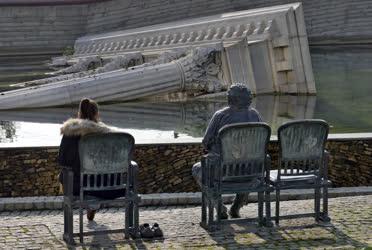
[4,202,15,211]
[33,201,45,210]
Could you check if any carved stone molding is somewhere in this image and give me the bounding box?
[73,4,296,57]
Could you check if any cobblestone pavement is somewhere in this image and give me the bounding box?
[0,195,371,249]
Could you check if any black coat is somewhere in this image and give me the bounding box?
[58,135,81,195]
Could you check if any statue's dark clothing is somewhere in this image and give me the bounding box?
[202,106,262,153]
[192,106,262,212]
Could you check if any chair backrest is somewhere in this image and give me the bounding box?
[218,122,271,182]
[79,132,135,191]
[278,119,329,176]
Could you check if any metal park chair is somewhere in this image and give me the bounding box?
[200,122,273,231]
[62,133,140,244]
[271,119,331,224]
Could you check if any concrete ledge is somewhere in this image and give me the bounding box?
[0,186,371,212]
[2,133,372,149]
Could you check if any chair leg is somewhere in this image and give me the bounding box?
[264,189,273,227]
[216,195,222,228]
[201,192,207,226]
[258,192,264,226]
[314,187,321,221]
[321,185,331,222]
[128,202,134,228]
[133,201,140,235]
[207,198,215,231]
[275,189,280,225]
[63,204,74,245]
[63,204,68,236]
[125,202,130,239]
[79,206,83,243]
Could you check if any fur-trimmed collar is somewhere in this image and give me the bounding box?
[60,118,114,136]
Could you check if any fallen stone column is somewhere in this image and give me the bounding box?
[0,46,222,109]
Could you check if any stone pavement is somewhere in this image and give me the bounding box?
[0,195,371,249]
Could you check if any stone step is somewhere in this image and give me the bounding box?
[0,186,371,212]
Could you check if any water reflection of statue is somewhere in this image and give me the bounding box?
[181,101,227,137]
[0,121,16,143]
[191,83,262,219]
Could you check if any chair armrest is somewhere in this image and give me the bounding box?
[201,154,220,188]
[323,150,330,180]
[201,155,216,188]
[61,166,74,198]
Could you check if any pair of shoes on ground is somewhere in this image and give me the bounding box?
[140,223,163,238]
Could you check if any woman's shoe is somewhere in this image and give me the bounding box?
[87,209,96,221]
[140,223,154,238]
[151,223,163,238]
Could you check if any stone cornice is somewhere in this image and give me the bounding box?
[73,4,296,57]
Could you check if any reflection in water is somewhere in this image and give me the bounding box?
[0,95,316,145]
[1,46,372,145]
[311,46,372,133]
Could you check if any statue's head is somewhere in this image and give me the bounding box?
[227,83,252,108]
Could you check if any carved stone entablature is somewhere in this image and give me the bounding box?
[74,10,285,57]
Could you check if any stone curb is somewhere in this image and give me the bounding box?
[0,186,371,212]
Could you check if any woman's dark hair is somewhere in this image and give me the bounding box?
[78,98,99,122]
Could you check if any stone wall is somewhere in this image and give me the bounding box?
[1,0,372,55]
[0,147,60,197]
[86,0,372,45]
[327,139,372,187]
[0,4,88,56]
[0,136,371,197]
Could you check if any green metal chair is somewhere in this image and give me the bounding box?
[271,119,331,224]
[200,122,273,231]
[62,132,140,244]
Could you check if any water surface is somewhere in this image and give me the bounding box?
[1,46,372,146]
